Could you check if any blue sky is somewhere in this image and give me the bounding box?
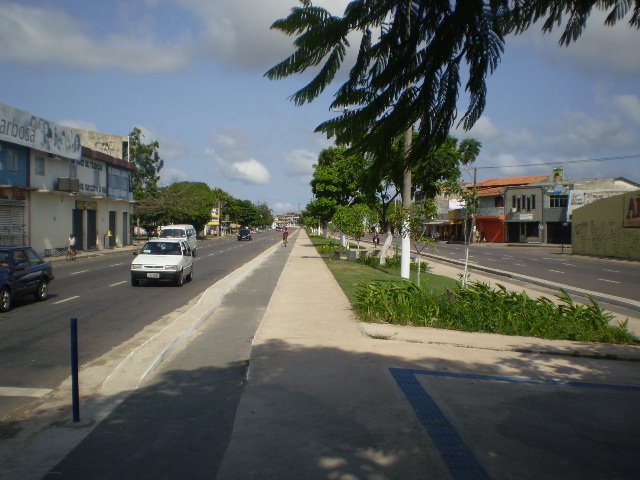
[2,1,639,214]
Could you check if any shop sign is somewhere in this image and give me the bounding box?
[0,102,82,160]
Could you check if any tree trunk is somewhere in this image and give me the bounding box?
[379,225,393,265]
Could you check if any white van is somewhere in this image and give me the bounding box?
[159,224,198,256]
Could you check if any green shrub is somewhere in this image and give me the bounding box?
[354,280,637,344]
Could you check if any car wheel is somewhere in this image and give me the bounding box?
[186,267,193,282]
[192,248,197,257]
[176,270,184,287]
[131,275,139,287]
[0,287,11,312]
[35,279,48,301]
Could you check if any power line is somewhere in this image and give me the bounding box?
[470,154,640,170]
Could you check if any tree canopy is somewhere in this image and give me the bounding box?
[129,127,164,200]
[267,0,639,165]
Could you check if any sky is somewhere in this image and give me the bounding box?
[1,1,639,214]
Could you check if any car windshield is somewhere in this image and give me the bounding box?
[159,229,185,238]
[140,242,182,255]
[240,229,250,234]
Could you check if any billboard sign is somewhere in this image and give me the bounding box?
[0,102,82,160]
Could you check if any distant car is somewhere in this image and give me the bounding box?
[237,228,252,241]
[131,239,193,287]
[0,247,54,312]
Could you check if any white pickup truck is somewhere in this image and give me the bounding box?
[131,238,194,287]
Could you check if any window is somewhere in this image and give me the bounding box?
[93,168,100,187]
[6,149,19,171]
[516,197,521,211]
[35,156,45,176]
[549,195,568,208]
[69,161,77,178]
[532,195,536,210]
[526,197,531,211]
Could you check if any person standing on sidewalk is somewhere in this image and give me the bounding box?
[282,227,289,247]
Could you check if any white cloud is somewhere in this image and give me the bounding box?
[613,94,640,125]
[58,119,98,131]
[221,158,271,185]
[514,10,640,78]
[284,149,316,184]
[160,167,188,186]
[0,3,189,73]
[272,202,295,215]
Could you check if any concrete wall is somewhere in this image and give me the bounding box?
[572,193,640,260]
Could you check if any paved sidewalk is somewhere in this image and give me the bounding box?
[215,230,640,479]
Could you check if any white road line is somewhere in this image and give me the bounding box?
[543,257,554,260]
[109,263,124,267]
[70,270,89,275]
[549,269,564,274]
[598,278,621,284]
[514,263,526,267]
[561,263,575,267]
[603,269,620,273]
[0,386,52,398]
[53,296,79,305]
[109,281,127,287]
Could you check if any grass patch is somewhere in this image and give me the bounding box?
[308,232,638,345]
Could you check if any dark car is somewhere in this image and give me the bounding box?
[237,228,252,241]
[0,247,54,312]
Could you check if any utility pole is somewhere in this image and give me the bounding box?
[400,0,413,280]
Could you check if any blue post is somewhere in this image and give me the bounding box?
[70,318,80,422]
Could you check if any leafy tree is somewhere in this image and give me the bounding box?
[134,182,215,234]
[229,199,259,227]
[254,203,275,228]
[332,203,377,250]
[266,1,638,166]
[308,146,367,236]
[130,127,164,200]
[388,199,438,283]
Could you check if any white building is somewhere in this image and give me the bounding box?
[0,101,134,256]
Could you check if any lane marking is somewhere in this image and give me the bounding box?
[514,263,526,267]
[0,386,52,398]
[598,278,621,284]
[53,296,79,305]
[549,269,564,274]
[109,263,124,267]
[603,269,620,273]
[543,257,554,260]
[109,281,127,287]
[561,263,575,267]
[70,270,89,275]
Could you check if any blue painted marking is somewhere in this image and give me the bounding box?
[390,367,640,480]
[390,368,489,480]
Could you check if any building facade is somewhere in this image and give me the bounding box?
[572,189,640,260]
[0,101,134,256]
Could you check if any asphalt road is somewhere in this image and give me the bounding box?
[360,233,638,304]
[0,230,285,421]
[423,241,639,302]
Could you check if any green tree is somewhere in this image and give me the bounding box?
[135,182,215,234]
[254,203,275,228]
[229,199,259,227]
[266,1,638,165]
[308,146,367,232]
[332,203,377,250]
[130,127,164,200]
